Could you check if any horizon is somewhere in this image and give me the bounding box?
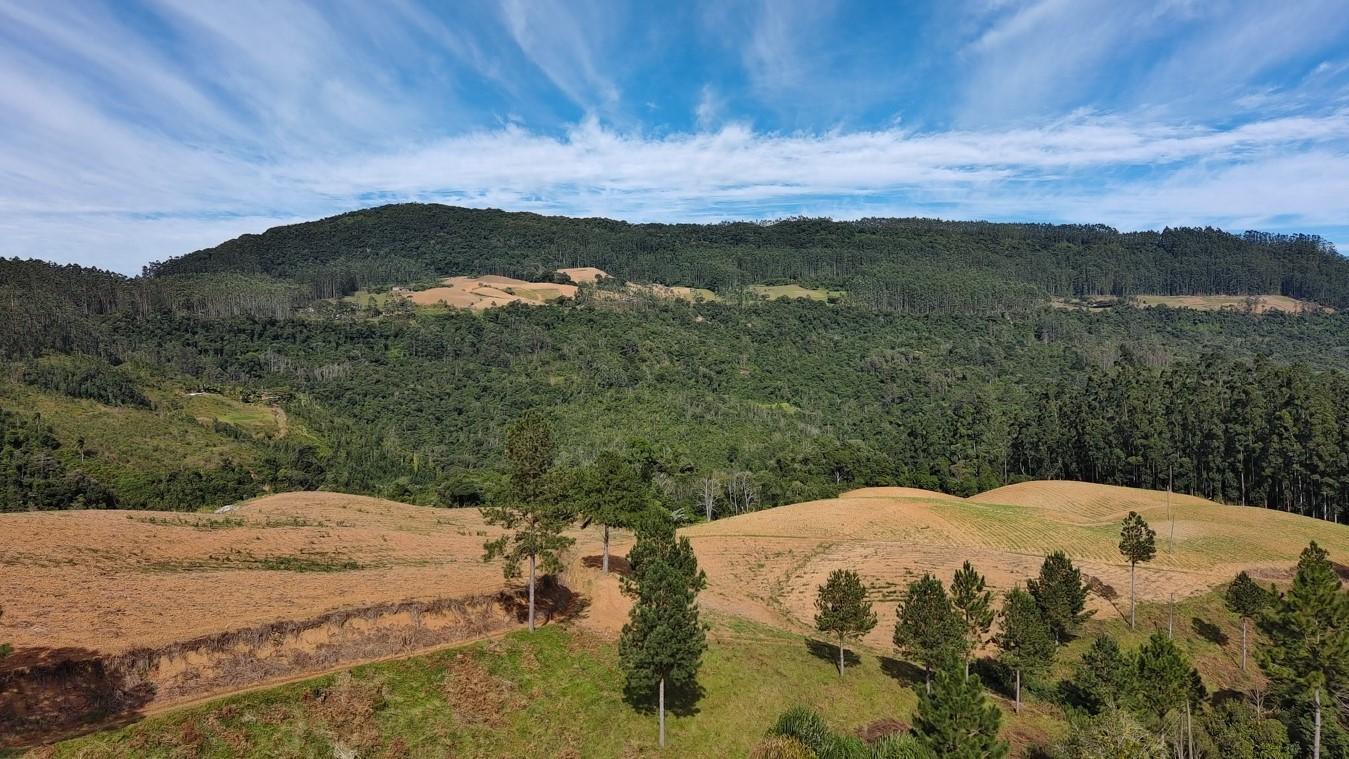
[4,1,1349,274]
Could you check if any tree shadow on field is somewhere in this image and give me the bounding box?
[1191,617,1228,646]
[805,638,861,671]
[622,679,704,718]
[0,646,156,749]
[878,656,926,689]
[581,554,632,576]
[501,575,589,626]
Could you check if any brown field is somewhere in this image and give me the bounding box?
[403,275,578,310]
[556,266,610,284]
[1132,293,1332,313]
[685,481,1349,650]
[2,481,1345,743]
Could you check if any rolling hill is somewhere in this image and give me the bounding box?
[4,482,1344,749]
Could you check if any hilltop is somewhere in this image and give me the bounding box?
[144,204,1349,312]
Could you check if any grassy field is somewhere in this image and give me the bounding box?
[33,588,1271,759]
[750,284,845,302]
[0,379,264,483]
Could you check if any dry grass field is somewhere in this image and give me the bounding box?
[402,275,578,310]
[1132,293,1332,313]
[3,480,1345,747]
[684,481,1349,651]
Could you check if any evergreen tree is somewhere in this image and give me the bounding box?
[1224,571,1271,674]
[994,586,1055,713]
[813,569,877,677]
[894,573,965,692]
[482,410,575,632]
[1118,511,1156,630]
[1257,541,1349,757]
[573,448,656,574]
[1131,632,1205,724]
[1068,636,1134,714]
[951,561,995,677]
[912,665,1007,759]
[1028,551,1094,643]
[619,512,708,749]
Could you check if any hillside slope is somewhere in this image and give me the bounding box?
[145,203,1349,310]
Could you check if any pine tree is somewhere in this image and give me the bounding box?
[1118,511,1156,630]
[813,569,877,677]
[913,665,1008,759]
[994,586,1055,713]
[1256,541,1349,757]
[1027,551,1094,643]
[894,573,965,692]
[1223,571,1271,674]
[1132,631,1205,723]
[482,410,575,632]
[951,561,995,677]
[573,448,656,574]
[619,512,707,749]
[1069,636,1134,714]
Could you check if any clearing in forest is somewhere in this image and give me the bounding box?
[1131,293,1332,313]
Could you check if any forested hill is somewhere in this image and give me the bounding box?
[147,203,1349,310]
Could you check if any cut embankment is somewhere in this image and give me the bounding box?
[0,589,569,746]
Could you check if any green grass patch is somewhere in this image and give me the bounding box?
[750,284,845,302]
[39,590,1264,758]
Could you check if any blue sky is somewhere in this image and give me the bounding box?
[4,1,1349,274]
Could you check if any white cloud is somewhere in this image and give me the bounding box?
[3,0,1349,274]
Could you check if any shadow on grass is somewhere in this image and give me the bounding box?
[622,679,705,718]
[1191,617,1228,646]
[503,575,590,626]
[878,656,927,690]
[804,638,861,672]
[0,646,156,750]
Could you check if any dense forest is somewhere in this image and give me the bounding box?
[3,204,1349,523]
[148,205,1349,309]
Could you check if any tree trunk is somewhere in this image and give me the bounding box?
[1240,618,1247,673]
[602,525,610,574]
[925,666,931,694]
[1015,668,1022,714]
[837,637,845,677]
[1313,686,1321,759]
[659,677,666,748]
[528,553,536,633]
[1130,561,1137,630]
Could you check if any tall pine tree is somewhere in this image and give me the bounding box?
[1223,571,1270,674]
[951,561,995,677]
[1118,511,1156,630]
[1257,541,1349,757]
[995,586,1055,714]
[619,512,707,749]
[894,573,965,692]
[481,410,574,632]
[813,569,877,677]
[573,448,657,574]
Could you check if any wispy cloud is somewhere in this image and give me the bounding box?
[1,0,1348,273]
